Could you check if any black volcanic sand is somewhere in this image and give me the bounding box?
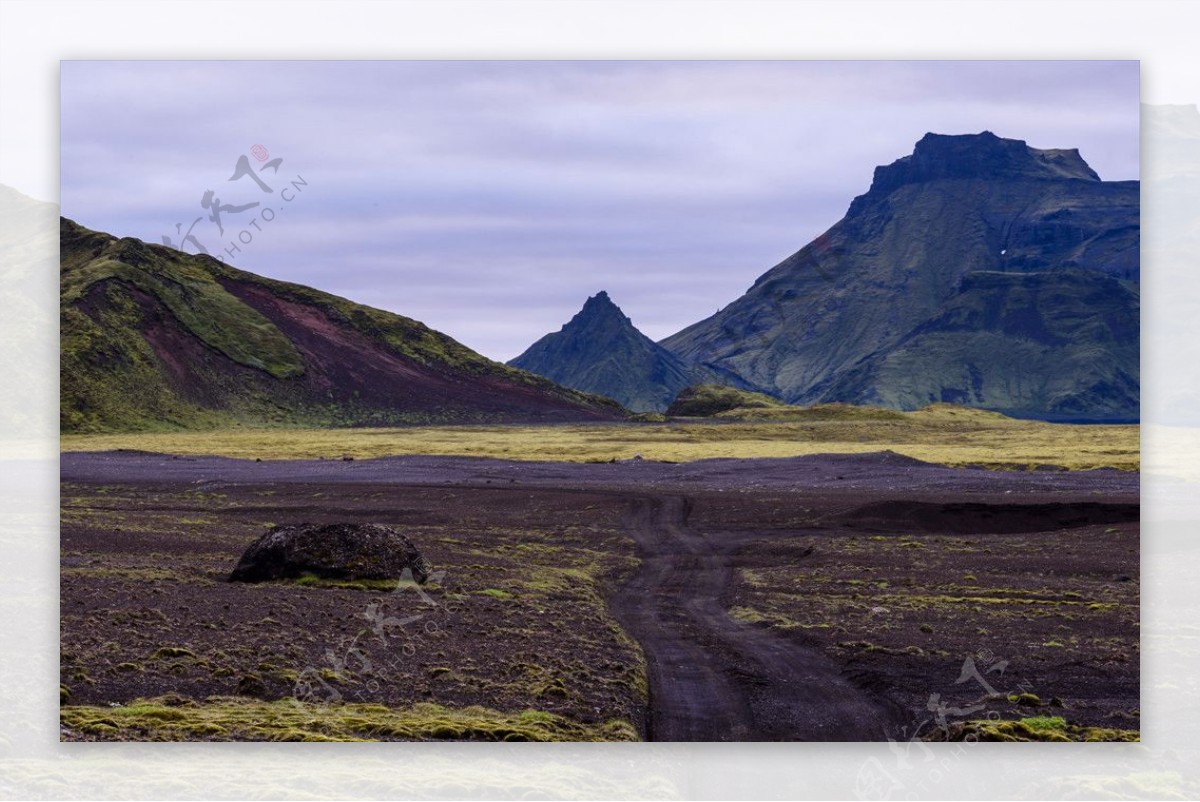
[60,451,1139,741]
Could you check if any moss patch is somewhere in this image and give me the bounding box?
[929,716,1139,742]
[60,696,637,742]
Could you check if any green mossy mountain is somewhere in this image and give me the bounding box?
[60,218,624,432]
[508,291,728,412]
[811,269,1139,420]
[660,132,1140,422]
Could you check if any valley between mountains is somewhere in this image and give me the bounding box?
[54,130,1140,742]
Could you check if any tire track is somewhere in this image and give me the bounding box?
[611,493,901,741]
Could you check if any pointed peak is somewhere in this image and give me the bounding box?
[575,290,626,319]
[584,289,614,307]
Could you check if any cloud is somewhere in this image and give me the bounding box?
[60,60,1140,361]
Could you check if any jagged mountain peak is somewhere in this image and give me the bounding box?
[510,292,713,413]
[861,131,1100,200]
[571,290,627,324]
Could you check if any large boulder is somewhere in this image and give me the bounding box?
[229,523,430,584]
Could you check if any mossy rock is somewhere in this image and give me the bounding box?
[666,384,786,417]
[229,522,431,584]
[1009,692,1043,707]
[151,646,197,660]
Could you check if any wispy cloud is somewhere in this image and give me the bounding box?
[60,60,1139,360]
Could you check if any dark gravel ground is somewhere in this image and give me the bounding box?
[61,450,1139,741]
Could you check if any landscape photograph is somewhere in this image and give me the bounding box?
[56,60,1140,742]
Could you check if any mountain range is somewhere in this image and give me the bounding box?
[57,130,1141,429]
[517,132,1139,421]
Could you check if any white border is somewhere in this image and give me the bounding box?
[3,1,1198,799]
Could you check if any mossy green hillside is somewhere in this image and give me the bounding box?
[60,218,623,433]
[61,230,303,379]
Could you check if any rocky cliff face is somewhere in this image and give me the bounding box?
[660,132,1139,421]
[509,291,719,412]
[810,269,1139,421]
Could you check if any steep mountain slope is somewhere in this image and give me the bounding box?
[811,269,1139,420]
[508,291,721,412]
[660,132,1140,421]
[61,218,624,432]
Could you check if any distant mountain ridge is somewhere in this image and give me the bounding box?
[61,130,1142,428]
[60,218,624,432]
[508,291,719,412]
[660,131,1139,421]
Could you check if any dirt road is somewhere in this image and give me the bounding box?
[612,493,902,740]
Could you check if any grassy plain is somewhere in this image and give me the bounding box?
[60,405,1139,470]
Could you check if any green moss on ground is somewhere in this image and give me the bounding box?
[60,411,1140,470]
[60,696,638,742]
[928,716,1139,742]
[288,574,411,592]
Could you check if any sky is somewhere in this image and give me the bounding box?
[59,60,1140,362]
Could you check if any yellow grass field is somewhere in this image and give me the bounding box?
[60,406,1140,471]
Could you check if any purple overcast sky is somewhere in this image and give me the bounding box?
[60,61,1139,362]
